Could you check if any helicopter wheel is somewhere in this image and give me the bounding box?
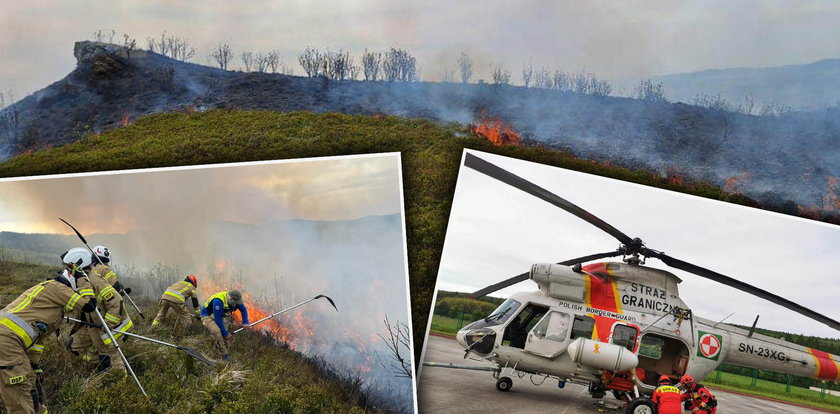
[495,377,513,392]
[625,397,655,414]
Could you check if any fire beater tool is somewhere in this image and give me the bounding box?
[232,295,338,335]
[66,316,216,366]
[59,218,145,319]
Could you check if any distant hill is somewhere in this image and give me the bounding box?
[2,41,838,215]
[648,59,840,110]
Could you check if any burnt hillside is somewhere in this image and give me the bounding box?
[2,41,839,217]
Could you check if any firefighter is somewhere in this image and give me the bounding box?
[152,275,200,331]
[89,245,132,296]
[0,248,97,414]
[652,375,682,414]
[66,247,132,373]
[680,374,718,414]
[199,290,249,361]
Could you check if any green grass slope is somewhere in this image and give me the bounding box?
[0,110,761,361]
[0,257,387,413]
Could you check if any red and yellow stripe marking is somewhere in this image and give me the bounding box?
[582,263,636,345]
[808,348,840,381]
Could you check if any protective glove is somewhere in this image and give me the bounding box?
[35,322,47,333]
[122,287,132,295]
[81,298,97,313]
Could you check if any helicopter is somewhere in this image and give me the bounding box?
[423,152,840,413]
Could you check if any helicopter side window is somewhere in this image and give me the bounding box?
[504,303,549,349]
[639,335,665,359]
[611,324,639,351]
[570,315,595,340]
[532,311,570,342]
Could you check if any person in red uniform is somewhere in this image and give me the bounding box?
[652,375,682,414]
[680,375,717,413]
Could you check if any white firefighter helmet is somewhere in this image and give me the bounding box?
[61,247,92,269]
[92,245,111,264]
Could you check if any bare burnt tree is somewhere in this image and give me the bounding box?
[522,62,533,88]
[211,43,233,70]
[240,51,254,72]
[362,49,382,81]
[571,71,590,94]
[122,34,137,58]
[534,67,552,89]
[552,70,569,92]
[254,52,271,73]
[590,77,612,97]
[325,49,352,81]
[491,64,511,86]
[348,62,361,80]
[376,314,412,378]
[167,36,195,61]
[382,48,417,82]
[298,47,324,77]
[634,79,668,103]
[266,51,280,73]
[93,29,116,43]
[457,52,473,84]
[146,31,194,61]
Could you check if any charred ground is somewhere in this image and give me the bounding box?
[1,41,839,221]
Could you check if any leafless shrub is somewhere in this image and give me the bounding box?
[122,34,137,58]
[210,43,233,70]
[552,70,569,92]
[93,29,116,43]
[634,79,668,103]
[376,314,412,378]
[240,51,254,72]
[325,49,353,81]
[522,63,533,87]
[693,93,731,112]
[146,31,195,61]
[740,94,755,115]
[491,64,511,86]
[362,49,382,81]
[759,101,792,117]
[382,48,417,82]
[457,52,472,84]
[151,65,175,90]
[571,71,612,97]
[534,67,552,89]
[298,47,324,78]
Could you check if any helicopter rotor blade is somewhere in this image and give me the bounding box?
[464,153,635,247]
[470,250,623,298]
[646,250,840,331]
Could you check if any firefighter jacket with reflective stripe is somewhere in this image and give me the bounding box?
[652,385,682,414]
[161,280,197,304]
[200,292,249,337]
[0,279,91,348]
[78,269,124,329]
[90,263,119,287]
[681,383,717,410]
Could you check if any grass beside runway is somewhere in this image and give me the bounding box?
[703,371,840,412]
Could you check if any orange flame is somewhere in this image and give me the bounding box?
[724,171,752,193]
[469,113,521,146]
[121,113,130,127]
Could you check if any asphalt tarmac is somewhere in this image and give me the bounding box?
[418,335,832,414]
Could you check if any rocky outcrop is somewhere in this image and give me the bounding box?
[73,41,130,78]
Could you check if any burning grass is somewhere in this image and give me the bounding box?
[1,109,835,367]
[0,260,404,413]
[469,112,521,146]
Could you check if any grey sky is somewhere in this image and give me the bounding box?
[435,150,840,339]
[0,154,402,233]
[3,1,840,98]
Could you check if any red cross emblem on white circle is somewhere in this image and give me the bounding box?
[699,334,721,358]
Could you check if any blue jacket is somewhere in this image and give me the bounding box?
[200,298,249,337]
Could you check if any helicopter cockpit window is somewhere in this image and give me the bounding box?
[532,311,570,342]
[611,324,639,351]
[570,315,595,340]
[485,298,521,326]
[639,335,665,359]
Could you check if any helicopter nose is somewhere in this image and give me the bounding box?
[456,328,468,347]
